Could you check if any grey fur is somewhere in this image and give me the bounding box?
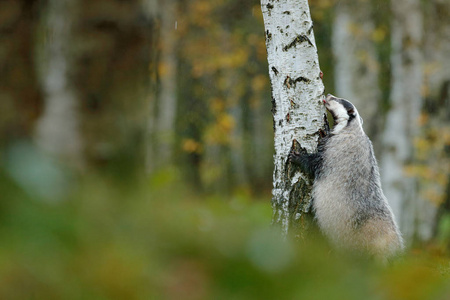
[290,94,403,260]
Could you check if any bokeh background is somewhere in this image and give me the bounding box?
[0,0,449,298]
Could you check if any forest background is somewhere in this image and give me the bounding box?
[0,0,449,298]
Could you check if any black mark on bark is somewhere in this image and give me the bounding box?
[271,96,277,115]
[271,66,279,75]
[283,34,314,51]
[284,76,311,88]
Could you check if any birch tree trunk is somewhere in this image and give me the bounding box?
[381,0,428,242]
[261,0,325,236]
[156,0,178,168]
[35,0,84,168]
[332,0,381,149]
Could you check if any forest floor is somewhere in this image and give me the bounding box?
[0,168,449,299]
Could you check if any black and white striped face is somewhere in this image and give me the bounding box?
[323,94,362,133]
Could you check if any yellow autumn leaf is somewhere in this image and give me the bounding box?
[182,138,202,154]
[210,97,225,114]
[218,113,235,132]
[372,27,387,42]
[252,75,268,93]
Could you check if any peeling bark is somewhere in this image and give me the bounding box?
[261,0,325,236]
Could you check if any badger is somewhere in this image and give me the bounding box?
[289,94,403,260]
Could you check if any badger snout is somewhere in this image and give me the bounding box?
[326,94,337,102]
[323,94,336,106]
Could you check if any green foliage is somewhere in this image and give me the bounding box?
[0,166,449,299]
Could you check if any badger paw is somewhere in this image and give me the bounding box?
[288,140,308,166]
[323,113,330,136]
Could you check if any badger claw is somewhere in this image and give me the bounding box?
[288,149,302,166]
[323,113,330,136]
[319,128,326,138]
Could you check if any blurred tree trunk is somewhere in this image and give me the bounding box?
[35,0,84,167]
[142,0,159,173]
[381,0,428,242]
[332,0,381,150]
[423,0,450,236]
[261,0,325,236]
[229,92,249,187]
[223,30,249,188]
[68,0,153,171]
[424,0,450,108]
[0,0,42,148]
[155,0,178,168]
[250,95,272,189]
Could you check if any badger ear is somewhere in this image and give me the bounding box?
[359,116,364,125]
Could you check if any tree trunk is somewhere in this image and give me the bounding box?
[261,0,325,236]
[250,94,272,188]
[223,31,249,188]
[422,0,450,237]
[424,0,450,104]
[35,0,84,168]
[332,0,381,150]
[69,0,153,171]
[155,0,178,168]
[143,0,159,173]
[0,0,42,148]
[229,93,249,187]
[381,0,427,242]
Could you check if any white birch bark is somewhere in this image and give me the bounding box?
[156,0,178,167]
[332,0,381,146]
[35,0,83,167]
[381,0,430,242]
[261,0,325,235]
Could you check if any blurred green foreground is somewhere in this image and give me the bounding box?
[0,146,450,300]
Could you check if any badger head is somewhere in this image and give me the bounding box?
[323,94,364,134]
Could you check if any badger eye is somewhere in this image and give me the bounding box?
[348,109,355,115]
